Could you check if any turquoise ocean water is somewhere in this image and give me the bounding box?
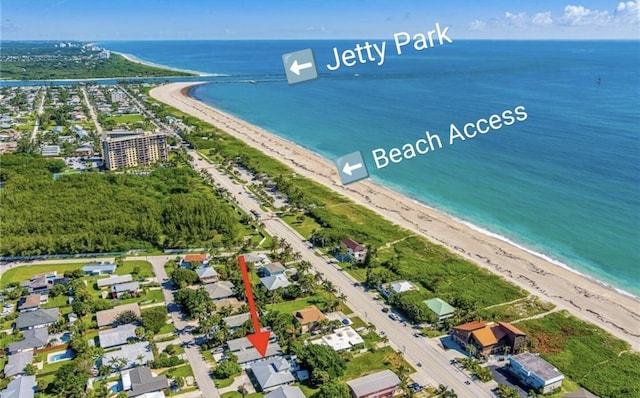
[102,40,640,297]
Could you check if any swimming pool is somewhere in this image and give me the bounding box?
[47,349,74,363]
[109,383,122,394]
[59,332,71,343]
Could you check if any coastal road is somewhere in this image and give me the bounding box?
[188,152,494,397]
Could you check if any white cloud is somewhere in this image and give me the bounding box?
[532,11,554,26]
[467,1,639,37]
[560,5,612,26]
[469,19,486,31]
[615,1,640,22]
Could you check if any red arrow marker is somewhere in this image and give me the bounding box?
[238,255,270,357]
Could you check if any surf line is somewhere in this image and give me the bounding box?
[371,105,528,169]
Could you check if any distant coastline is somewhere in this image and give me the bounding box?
[110,50,213,77]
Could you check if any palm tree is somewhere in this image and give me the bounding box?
[467,344,478,358]
[237,384,248,397]
[322,280,337,294]
[136,354,146,366]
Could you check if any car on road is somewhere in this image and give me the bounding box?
[381,307,390,313]
[388,313,401,321]
[465,380,471,385]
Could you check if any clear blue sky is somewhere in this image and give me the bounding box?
[1,0,638,40]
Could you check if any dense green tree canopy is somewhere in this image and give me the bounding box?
[141,306,168,334]
[297,344,346,383]
[0,154,239,256]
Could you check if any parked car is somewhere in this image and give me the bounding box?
[382,307,390,313]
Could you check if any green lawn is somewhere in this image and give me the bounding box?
[161,364,194,379]
[106,114,145,124]
[214,376,235,388]
[1,263,86,286]
[281,214,321,238]
[158,323,176,335]
[477,295,556,322]
[342,347,413,380]
[118,260,153,278]
[269,294,325,314]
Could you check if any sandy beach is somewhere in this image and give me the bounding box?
[150,82,640,350]
[113,51,212,77]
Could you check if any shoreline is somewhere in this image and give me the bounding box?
[151,81,640,350]
[111,50,214,77]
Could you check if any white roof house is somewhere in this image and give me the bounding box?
[380,280,417,298]
[97,274,133,288]
[346,370,401,398]
[312,326,364,351]
[98,324,137,348]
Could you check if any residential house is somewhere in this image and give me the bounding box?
[98,324,137,349]
[340,238,367,264]
[21,272,61,294]
[180,254,209,268]
[121,366,169,397]
[83,262,117,275]
[111,281,140,298]
[97,274,133,288]
[423,298,456,322]
[204,281,235,301]
[17,294,41,312]
[195,266,219,283]
[346,369,401,398]
[0,375,36,398]
[292,305,326,333]
[223,313,251,330]
[452,320,527,356]
[260,262,286,277]
[103,341,153,370]
[214,297,244,312]
[41,145,61,156]
[227,336,283,365]
[96,303,141,328]
[4,350,34,377]
[379,280,417,299]
[74,146,94,157]
[8,328,49,354]
[249,357,295,392]
[15,308,59,330]
[265,386,306,398]
[312,326,364,352]
[260,274,291,291]
[509,352,565,394]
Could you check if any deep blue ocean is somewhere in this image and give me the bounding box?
[101,40,640,297]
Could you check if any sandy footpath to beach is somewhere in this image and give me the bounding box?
[151,82,639,350]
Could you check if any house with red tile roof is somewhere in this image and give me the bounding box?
[453,320,527,356]
[340,238,367,264]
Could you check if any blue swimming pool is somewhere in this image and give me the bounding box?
[59,332,71,343]
[48,349,74,363]
[109,383,122,394]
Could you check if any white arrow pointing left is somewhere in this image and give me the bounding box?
[342,162,363,176]
[290,59,313,76]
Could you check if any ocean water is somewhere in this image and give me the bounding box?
[102,40,640,297]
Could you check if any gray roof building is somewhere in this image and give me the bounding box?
[122,366,169,397]
[260,274,291,291]
[249,357,295,392]
[265,385,306,398]
[346,370,401,398]
[0,375,36,398]
[223,313,251,329]
[8,328,49,354]
[195,266,218,281]
[96,303,141,328]
[227,336,283,364]
[4,350,34,377]
[111,281,140,294]
[103,341,153,370]
[97,274,133,288]
[261,262,286,276]
[15,308,59,330]
[509,352,565,394]
[99,324,137,348]
[204,281,235,300]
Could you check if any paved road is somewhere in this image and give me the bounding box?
[81,86,103,138]
[30,88,46,142]
[188,153,493,397]
[146,256,215,398]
